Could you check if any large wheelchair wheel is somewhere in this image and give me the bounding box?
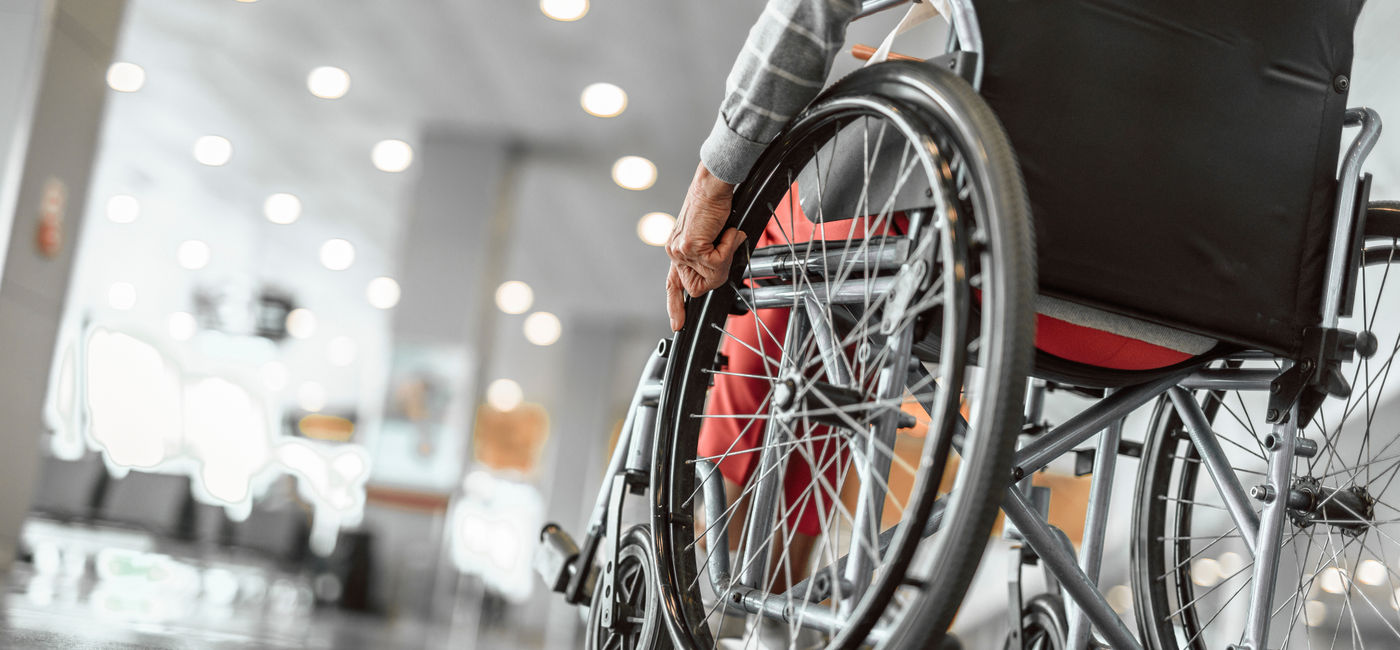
[1132,202,1400,648]
[652,61,1034,649]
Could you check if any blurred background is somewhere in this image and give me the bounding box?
[0,0,1395,649]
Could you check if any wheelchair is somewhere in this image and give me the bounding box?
[538,0,1393,648]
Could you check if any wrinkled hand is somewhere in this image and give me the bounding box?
[666,162,747,331]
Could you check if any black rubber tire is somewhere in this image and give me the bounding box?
[1002,594,1069,650]
[652,60,1034,650]
[586,525,671,650]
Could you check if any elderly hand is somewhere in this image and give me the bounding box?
[665,162,747,331]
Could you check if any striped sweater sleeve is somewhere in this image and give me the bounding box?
[700,0,863,185]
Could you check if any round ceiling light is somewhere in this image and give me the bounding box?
[540,0,588,21]
[371,139,414,172]
[307,66,351,99]
[366,277,401,309]
[107,282,137,311]
[168,312,197,341]
[194,135,233,166]
[177,240,211,270]
[523,311,561,346]
[106,62,145,92]
[580,83,627,118]
[495,281,533,315]
[320,238,355,271]
[286,308,317,339]
[636,212,675,246]
[485,378,524,411]
[612,156,656,191]
[264,193,302,224]
[106,195,140,224]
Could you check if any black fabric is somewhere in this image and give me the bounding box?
[976,0,1365,355]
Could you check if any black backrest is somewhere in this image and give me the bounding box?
[976,0,1365,354]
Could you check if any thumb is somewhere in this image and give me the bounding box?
[716,227,748,260]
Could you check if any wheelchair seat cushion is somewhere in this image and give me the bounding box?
[1034,295,1215,370]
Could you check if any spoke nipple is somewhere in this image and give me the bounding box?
[1250,484,1276,503]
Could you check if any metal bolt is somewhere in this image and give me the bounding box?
[1250,484,1276,503]
[1334,75,1350,93]
[1266,408,1280,422]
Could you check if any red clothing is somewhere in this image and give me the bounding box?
[699,184,1193,535]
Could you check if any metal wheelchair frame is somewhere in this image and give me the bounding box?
[537,1,1385,648]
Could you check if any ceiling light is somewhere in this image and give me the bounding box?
[286,308,317,339]
[366,277,401,309]
[612,156,656,190]
[1189,558,1221,587]
[1304,600,1327,627]
[495,281,533,315]
[1216,551,1243,579]
[485,378,523,411]
[540,0,588,21]
[320,238,355,271]
[307,66,351,99]
[523,311,561,346]
[327,336,357,367]
[106,195,139,224]
[106,62,145,92]
[371,139,413,172]
[107,283,137,310]
[264,193,301,224]
[1319,567,1348,594]
[168,312,197,341]
[580,83,626,117]
[637,212,675,246]
[177,240,211,270]
[298,382,327,412]
[261,362,288,391]
[194,135,232,166]
[1358,559,1387,586]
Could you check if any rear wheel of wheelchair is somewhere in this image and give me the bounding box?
[652,61,1034,649]
[586,525,671,650]
[1132,202,1400,648]
[1003,594,1068,650]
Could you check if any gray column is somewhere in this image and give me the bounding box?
[362,130,516,624]
[0,0,126,571]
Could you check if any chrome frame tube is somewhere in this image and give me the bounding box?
[856,0,908,19]
[1240,407,1298,648]
[1321,108,1382,327]
[742,276,898,309]
[945,0,985,88]
[1168,387,1260,556]
[1013,370,1191,478]
[843,314,918,611]
[745,238,908,281]
[1066,407,1124,650]
[1003,488,1142,650]
[583,344,666,535]
[1178,368,1282,391]
[739,311,809,588]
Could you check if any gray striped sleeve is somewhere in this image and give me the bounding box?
[700,0,863,185]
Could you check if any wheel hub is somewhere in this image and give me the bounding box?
[1287,476,1375,534]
